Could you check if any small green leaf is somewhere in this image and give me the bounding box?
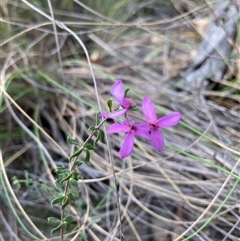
[93,130,100,147]
[72,171,81,181]
[26,178,33,187]
[88,218,101,226]
[48,217,61,225]
[62,197,70,210]
[88,126,95,132]
[94,129,106,147]
[64,215,75,223]
[67,136,80,146]
[12,176,21,191]
[55,165,68,174]
[55,179,64,191]
[60,172,72,185]
[107,98,113,112]
[95,112,101,126]
[70,148,83,161]
[85,143,94,150]
[75,160,85,166]
[85,149,90,164]
[24,170,29,179]
[51,195,64,206]
[80,229,88,241]
[124,88,130,97]
[67,192,76,202]
[51,223,63,235]
[130,106,139,111]
[24,170,33,187]
[65,222,71,232]
[69,180,79,199]
[99,129,105,144]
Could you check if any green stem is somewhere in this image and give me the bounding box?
[168,144,240,180]
[183,179,239,240]
[60,114,109,241]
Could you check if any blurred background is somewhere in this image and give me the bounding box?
[1,0,239,240]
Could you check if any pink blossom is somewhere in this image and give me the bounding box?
[107,120,150,159]
[141,97,182,151]
[100,80,135,119]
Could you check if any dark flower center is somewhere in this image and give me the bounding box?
[150,123,158,130]
[131,125,136,132]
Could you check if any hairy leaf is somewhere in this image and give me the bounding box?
[88,126,95,132]
[51,223,63,235]
[64,215,75,223]
[85,149,90,164]
[85,143,95,150]
[51,195,64,206]
[72,171,81,181]
[70,148,83,161]
[124,88,130,97]
[107,98,113,112]
[60,172,72,185]
[75,160,85,166]
[65,222,71,232]
[67,192,76,202]
[99,129,106,144]
[95,112,101,126]
[48,217,61,225]
[67,136,80,146]
[62,197,70,210]
[130,106,139,111]
[55,165,68,174]
[93,130,100,147]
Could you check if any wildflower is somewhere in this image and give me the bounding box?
[100,80,135,119]
[141,97,182,151]
[107,120,150,159]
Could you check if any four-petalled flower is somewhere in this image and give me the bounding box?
[100,81,182,159]
[141,97,182,152]
[107,120,150,159]
[99,80,135,119]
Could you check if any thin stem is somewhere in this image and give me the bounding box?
[125,112,147,122]
[59,109,116,241]
[59,118,107,241]
[100,104,124,240]
[60,180,69,240]
[69,118,108,170]
[107,143,122,240]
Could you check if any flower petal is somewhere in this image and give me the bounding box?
[142,97,157,122]
[121,98,133,109]
[107,123,130,134]
[99,109,127,119]
[135,123,151,140]
[157,112,182,128]
[110,80,125,105]
[119,132,134,159]
[151,129,164,151]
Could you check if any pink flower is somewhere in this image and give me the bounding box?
[141,97,182,152]
[107,120,150,159]
[100,80,135,119]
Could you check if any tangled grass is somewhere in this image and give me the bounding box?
[0,0,239,241]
